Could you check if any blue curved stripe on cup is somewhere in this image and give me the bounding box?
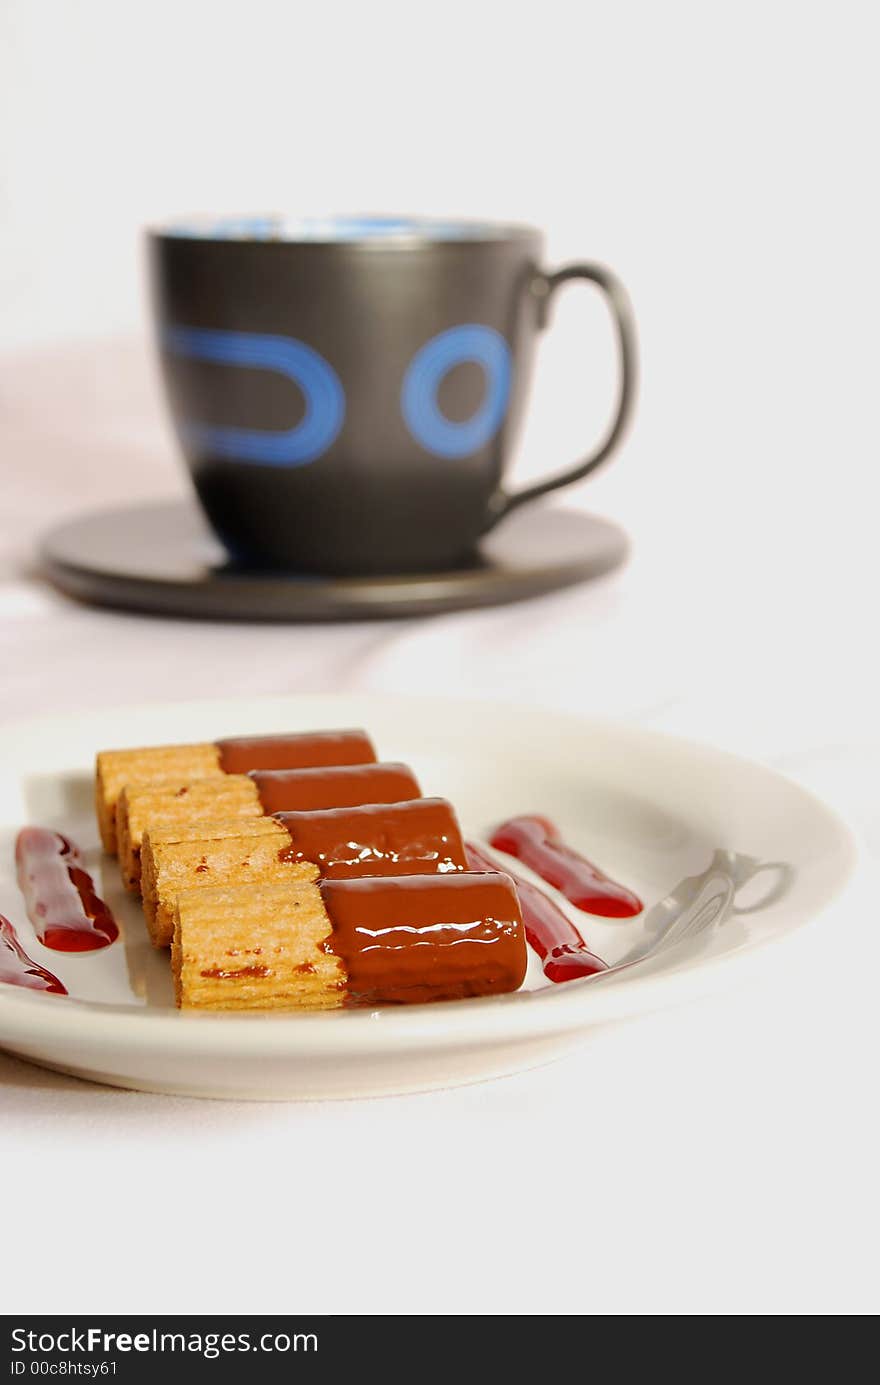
[401,324,512,459]
[163,326,345,466]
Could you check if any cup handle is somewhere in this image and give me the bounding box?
[487,261,638,526]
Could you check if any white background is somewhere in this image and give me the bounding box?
[1,0,878,1316]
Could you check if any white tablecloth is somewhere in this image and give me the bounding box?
[1,339,876,1316]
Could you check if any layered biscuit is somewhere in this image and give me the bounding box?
[142,798,466,947]
[173,872,526,1011]
[95,729,375,854]
[117,761,422,892]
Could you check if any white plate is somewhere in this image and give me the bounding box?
[0,694,857,1099]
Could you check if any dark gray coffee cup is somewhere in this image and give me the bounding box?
[149,216,636,574]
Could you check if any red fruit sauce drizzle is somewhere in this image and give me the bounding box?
[465,842,608,982]
[489,815,643,919]
[15,827,119,952]
[0,914,67,993]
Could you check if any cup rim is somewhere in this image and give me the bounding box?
[147,213,541,247]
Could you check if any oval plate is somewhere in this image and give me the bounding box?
[0,695,856,1099]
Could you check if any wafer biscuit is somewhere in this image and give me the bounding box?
[118,761,421,893]
[118,777,262,892]
[172,879,344,1011]
[142,797,465,947]
[95,729,375,855]
[173,872,526,1011]
[142,817,304,948]
[95,744,220,854]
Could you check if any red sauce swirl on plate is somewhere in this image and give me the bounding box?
[0,913,67,993]
[15,827,119,952]
[490,815,642,918]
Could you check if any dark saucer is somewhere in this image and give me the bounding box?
[40,500,629,622]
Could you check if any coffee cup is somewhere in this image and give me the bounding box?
[150,215,637,574]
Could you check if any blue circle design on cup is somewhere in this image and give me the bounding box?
[164,326,345,466]
[401,324,512,459]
